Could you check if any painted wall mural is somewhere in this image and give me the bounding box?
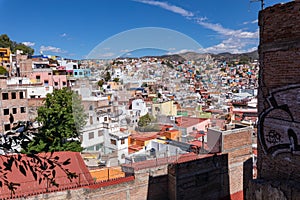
[259,84,300,156]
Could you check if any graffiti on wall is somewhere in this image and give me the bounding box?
[259,84,300,156]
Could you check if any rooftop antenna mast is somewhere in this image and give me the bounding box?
[250,0,265,10]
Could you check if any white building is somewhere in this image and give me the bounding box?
[131,98,148,117]
[7,77,53,98]
[112,67,123,80]
[103,122,130,165]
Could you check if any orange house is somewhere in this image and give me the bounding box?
[160,129,181,141]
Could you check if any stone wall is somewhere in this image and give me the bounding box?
[247,1,300,199]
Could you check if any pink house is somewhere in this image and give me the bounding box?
[175,116,210,142]
[29,68,67,89]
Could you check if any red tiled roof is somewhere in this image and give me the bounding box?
[188,140,208,150]
[175,116,208,128]
[0,152,94,199]
[130,132,158,141]
[128,145,144,153]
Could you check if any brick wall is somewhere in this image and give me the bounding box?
[168,154,230,200]
[222,127,253,196]
[25,173,148,200]
[247,1,300,199]
[257,0,300,180]
[0,89,28,132]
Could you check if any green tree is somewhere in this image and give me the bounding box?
[138,113,153,127]
[0,66,7,75]
[113,77,119,82]
[23,88,87,153]
[104,71,111,82]
[0,34,11,48]
[97,79,104,88]
[0,34,34,55]
[14,43,34,55]
[157,93,162,98]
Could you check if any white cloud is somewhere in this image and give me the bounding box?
[22,42,35,47]
[60,33,67,37]
[243,19,258,25]
[198,37,257,54]
[197,19,259,39]
[40,45,63,53]
[167,49,195,55]
[134,0,193,17]
[134,0,258,53]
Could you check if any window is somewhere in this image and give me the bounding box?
[107,109,111,113]
[110,139,116,145]
[3,109,9,115]
[98,130,103,137]
[48,73,52,75]
[11,92,16,99]
[88,132,94,139]
[20,107,26,113]
[2,93,8,100]
[89,105,93,111]
[4,124,10,131]
[121,139,125,144]
[95,144,102,151]
[54,82,58,86]
[36,75,41,82]
[44,80,49,87]
[12,108,17,114]
[63,81,66,86]
[104,117,108,122]
[19,92,24,99]
[74,72,78,75]
[89,116,93,125]
[79,72,83,76]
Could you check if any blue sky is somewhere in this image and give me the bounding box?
[0,0,292,59]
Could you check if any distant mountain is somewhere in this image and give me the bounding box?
[120,50,259,63]
[211,50,258,62]
[153,50,259,63]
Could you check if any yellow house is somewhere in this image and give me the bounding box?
[0,48,11,64]
[152,100,177,116]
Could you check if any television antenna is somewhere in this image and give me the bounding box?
[250,0,265,10]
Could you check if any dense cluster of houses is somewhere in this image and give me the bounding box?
[0,47,259,199]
